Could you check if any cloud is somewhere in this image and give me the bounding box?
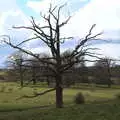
[27,0,70,13]
[0,0,18,12]
[25,37,79,55]
[25,0,120,61]
[27,0,51,14]
[0,55,8,67]
[0,1,36,52]
[0,0,120,68]
[66,0,120,39]
[0,0,31,67]
[93,43,120,59]
[0,0,30,37]
[27,0,120,40]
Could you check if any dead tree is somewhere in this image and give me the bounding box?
[6,51,24,87]
[2,4,102,108]
[94,57,114,87]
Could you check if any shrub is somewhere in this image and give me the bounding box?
[74,92,85,104]
[115,93,120,99]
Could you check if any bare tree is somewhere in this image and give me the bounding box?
[78,57,89,83]
[25,58,39,85]
[2,4,102,108]
[94,57,115,87]
[24,54,52,86]
[6,51,25,87]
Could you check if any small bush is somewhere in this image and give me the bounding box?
[74,92,85,104]
[115,93,120,99]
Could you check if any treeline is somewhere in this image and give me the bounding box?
[3,51,120,88]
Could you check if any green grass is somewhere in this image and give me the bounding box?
[0,100,120,120]
[0,82,119,108]
[0,82,120,119]
[0,71,6,75]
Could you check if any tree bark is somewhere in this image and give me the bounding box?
[46,76,50,86]
[56,74,63,108]
[32,67,36,85]
[33,78,36,85]
[107,65,112,88]
[20,65,23,87]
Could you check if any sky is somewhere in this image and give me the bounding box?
[0,0,120,67]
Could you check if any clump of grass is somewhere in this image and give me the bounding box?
[7,88,13,93]
[74,92,85,104]
[2,100,9,103]
[0,85,6,92]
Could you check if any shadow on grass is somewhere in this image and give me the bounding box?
[0,105,54,113]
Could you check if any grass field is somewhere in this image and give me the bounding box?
[0,82,120,120]
[1,101,120,120]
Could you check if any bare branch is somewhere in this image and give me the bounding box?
[87,32,103,40]
[49,4,58,20]
[16,37,38,46]
[13,26,34,31]
[69,25,102,59]
[4,40,56,66]
[85,24,96,39]
[51,4,57,13]
[59,37,73,44]
[58,3,67,21]
[60,37,73,41]
[16,88,56,100]
[30,16,51,38]
[0,35,11,43]
[34,33,51,46]
[59,16,71,27]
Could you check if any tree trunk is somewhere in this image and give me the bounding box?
[33,78,36,85]
[107,77,111,88]
[32,67,36,85]
[108,83,111,88]
[56,75,63,108]
[20,65,23,87]
[46,76,50,87]
[107,67,112,88]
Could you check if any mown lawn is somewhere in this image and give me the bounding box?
[0,100,120,120]
[0,82,120,119]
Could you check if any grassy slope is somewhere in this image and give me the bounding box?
[0,82,119,109]
[0,82,120,119]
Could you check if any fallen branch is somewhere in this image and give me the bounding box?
[16,88,56,100]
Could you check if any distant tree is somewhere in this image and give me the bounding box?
[2,4,102,108]
[94,57,114,87]
[24,58,38,85]
[78,57,88,83]
[24,53,53,86]
[6,51,25,87]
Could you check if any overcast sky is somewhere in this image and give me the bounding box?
[0,0,120,67]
